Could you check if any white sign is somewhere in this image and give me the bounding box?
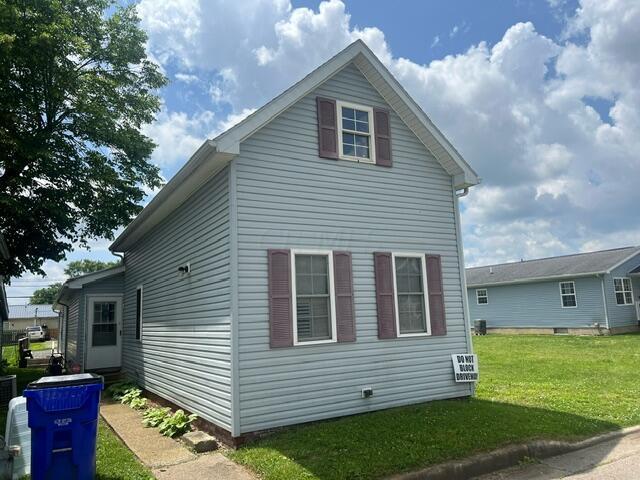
[451,354,479,383]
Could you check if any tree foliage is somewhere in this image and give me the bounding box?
[29,282,62,304]
[64,258,119,278]
[0,0,167,278]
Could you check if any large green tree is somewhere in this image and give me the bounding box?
[63,258,119,278]
[0,0,166,278]
[29,257,120,303]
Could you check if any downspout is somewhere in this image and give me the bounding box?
[600,275,610,332]
[453,182,475,396]
[456,187,469,198]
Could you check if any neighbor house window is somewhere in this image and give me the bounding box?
[336,100,375,163]
[476,289,488,305]
[614,277,633,305]
[392,253,431,336]
[560,281,577,308]
[292,251,337,344]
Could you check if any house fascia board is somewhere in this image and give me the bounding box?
[65,265,125,289]
[467,271,605,288]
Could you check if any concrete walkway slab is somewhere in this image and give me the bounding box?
[100,401,255,479]
[101,402,195,468]
[153,453,256,480]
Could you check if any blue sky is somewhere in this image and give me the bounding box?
[8,0,640,302]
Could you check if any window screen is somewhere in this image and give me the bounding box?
[395,256,427,334]
[560,281,577,307]
[295,254,332,341]
[614,278,633,305]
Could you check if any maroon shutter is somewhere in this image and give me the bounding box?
[333,251,355,342]
[316,97,338,159]
[268,249,293,348]
[426,254,446,336]
[374,252,397,339]
[374,108,392,167]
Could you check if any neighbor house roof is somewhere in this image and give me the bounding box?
[8,304,60,320]
[466,246,640,287]
[53,265,125,309]
[111,39,480,252]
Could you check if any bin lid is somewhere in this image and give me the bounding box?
[25,373,104,389]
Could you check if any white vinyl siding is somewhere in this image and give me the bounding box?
[235,63,472,434]
[614,277,633,305]
[560,281,577,308]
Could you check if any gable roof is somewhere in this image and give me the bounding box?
[53,265,125,309]
[466,246,640,287]
[8,304,60,320]
[111,40,479,252]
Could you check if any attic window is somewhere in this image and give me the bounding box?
[337,100,375,164]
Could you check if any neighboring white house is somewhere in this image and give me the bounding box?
[6,304,61,337]
[467,246,640,335]
[57,40,480,443]
[0,234,8,325]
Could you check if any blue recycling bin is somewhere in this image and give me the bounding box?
[24,373,104,480]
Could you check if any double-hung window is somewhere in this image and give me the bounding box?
[559,281,577,308]
[476,289,488,305]
[292,250,337,345]
[614,277,633,305]
[337,101,375,163]
[392,253,431,336]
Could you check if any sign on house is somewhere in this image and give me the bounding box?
[451,354,479,382]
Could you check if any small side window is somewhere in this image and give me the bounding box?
[136,286,143,341]
[476,289,488,305]
[560,281,577,308]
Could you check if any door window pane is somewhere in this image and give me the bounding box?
[295,254,332,342]
[93,302,117,346]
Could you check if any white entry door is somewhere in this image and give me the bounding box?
[85,296,122,370]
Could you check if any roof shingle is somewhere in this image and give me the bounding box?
[466,247,640,287]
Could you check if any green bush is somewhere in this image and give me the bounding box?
[106,382,137,401]
[120,387,144,407]
[158,409,198,438]
[128,397,148,410]
[142,407,171,428]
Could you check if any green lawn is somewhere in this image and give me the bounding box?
[230,334,640,480]
[0,367,152,480]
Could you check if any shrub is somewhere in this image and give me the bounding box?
[106,382,137,401]
[142,407,171,428]
[128,396,148,410]
[158,409,198,438]
[120,387,143,407]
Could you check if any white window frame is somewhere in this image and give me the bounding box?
[291,249,337,346]
[559,281,578,309]
[136,285,143,341]
[476,289,488,305]
[391,252,431,337]
[336,100,376,164]
[614,277,634,306]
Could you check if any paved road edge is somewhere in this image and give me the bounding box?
[389,425,640,480]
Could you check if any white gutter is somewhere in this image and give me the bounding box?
[600,274,610,330]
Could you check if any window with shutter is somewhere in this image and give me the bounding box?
[392,253,431,336]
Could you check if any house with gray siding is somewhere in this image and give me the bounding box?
[467,247,640,335]
[57,40,480,442]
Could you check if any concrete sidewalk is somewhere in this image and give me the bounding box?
[100,401,255,480]
[477,429,640,479]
